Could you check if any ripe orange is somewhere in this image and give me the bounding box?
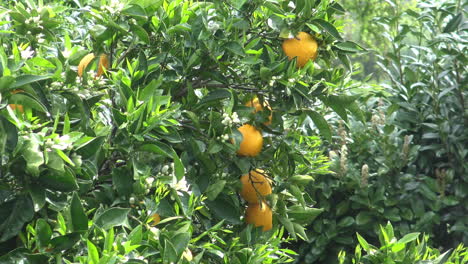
[246,98,272,125]
[97,54,109,77]
[9,104,24,112]
[78,53,95,77]
[78,53,110,78]
[149,213,161,226]
[245,201,273,231]
[282,32,318,68]
[235,124,263,157]
[240,169,272,204]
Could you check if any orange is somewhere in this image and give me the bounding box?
[240,169,272,204]
[9,104,24,112]
[282,32,318,68]
[246,98,272,125]
[149,213,161,226]
[245,201,273,231]
[97,54,109,77]
[235,124,263,157]
[77,53,95,77]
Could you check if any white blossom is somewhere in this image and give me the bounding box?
[20,46,34,60]
[145,177,155,185]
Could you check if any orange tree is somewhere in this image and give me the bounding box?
[0,0,364,263]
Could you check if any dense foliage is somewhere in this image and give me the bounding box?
[0,0,466,263]
[0,0,366,263]
[296,0,467,263]
[340,222,468,264]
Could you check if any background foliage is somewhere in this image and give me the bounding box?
[296,0,467,263]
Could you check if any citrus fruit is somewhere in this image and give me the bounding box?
[78,53,95,77]
[149,213,161,226]
[246,98,272,125]
[245,201,273,231]
[97,54,109,77]
[282,31,318,68]
[9,104,24,112]
[240,169,272,203]
[236,124,263,157]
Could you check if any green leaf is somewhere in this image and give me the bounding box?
[277,216,296,239]
[35,219,52,248]
[293,223,308,240]
[21,135,44,177]
[139,143,185,180]
[0,76,15,92]
[205,194,241,224]
[171,232,191,258]
[356,211,372,225]
[0,115,18,153]
[139,77,163,102]
[123,4,147,18]
[0,195,34,242]
[167,23,191,34]
[104,228,114,253]
[197,89,231,106]
[94,208,130,230]
[356,233,370,252]
[38,168,79,192]
[396,232,420,245]
[87,240,99,264]
[46,150,65,172]
[379,224,390,246]
[287,205,324,226]
[49,233,81,251]
[70,192,88,232]
[434,249,454,264]
[306,110,331,141]
[205,180,226,201]
[112,167,134,196]
[346,101,365,123]
[290,175,315,185]
[162,238,178,264]
[321,99,347,122]
[225,41,244,56]
[12,75,51,89]
[75,136,105,159]
[55,149,75,166]
[230,0,247,9]
[131,24,150,44]
[443,13,462,33]
[128,225,143,246]
[139,143,172,158]
[29,186,46,212]
[0,248,48,264]
[330,2,345,13]
[309,20,342,40]
[338,216,355,228]
[173,153,185,181]
[334,41,365,53]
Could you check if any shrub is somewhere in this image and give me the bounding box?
[339,222,468,264]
